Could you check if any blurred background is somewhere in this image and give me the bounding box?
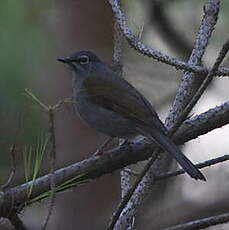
[0,0,229,229]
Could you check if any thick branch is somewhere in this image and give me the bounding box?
[176,100,229,144]
[0,100,228,217]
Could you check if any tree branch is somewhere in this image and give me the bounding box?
[109,1,221,229]
[166,0,220,129]
[0,99,228,218]
[157,154,229,180]
[107,0,228,76]
[164,212,229,230]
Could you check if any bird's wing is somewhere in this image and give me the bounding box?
[83,74,166,131]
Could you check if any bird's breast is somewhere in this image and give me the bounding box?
[74,92,138,138]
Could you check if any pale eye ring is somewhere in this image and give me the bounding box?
[78,55,90,64]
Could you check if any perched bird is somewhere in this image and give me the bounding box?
[58,50,206,181]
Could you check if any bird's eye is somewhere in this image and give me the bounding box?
[78,55,90,65]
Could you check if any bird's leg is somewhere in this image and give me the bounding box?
[93,137,114,155]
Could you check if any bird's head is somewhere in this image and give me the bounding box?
[57,50,102,75]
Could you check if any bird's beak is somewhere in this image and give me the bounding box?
[57,57,72,63]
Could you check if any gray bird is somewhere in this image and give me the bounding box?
[58,50,205,181]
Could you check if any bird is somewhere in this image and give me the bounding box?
[57,50,206,181]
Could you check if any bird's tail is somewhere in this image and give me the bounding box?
[138,128,206,181]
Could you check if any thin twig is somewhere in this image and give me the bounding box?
[52,97,73,111]
[164,212,229,230]
[43,107,56,229]
[24,89,65,229]
[24,88,48,111]
[157,154,229,180]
